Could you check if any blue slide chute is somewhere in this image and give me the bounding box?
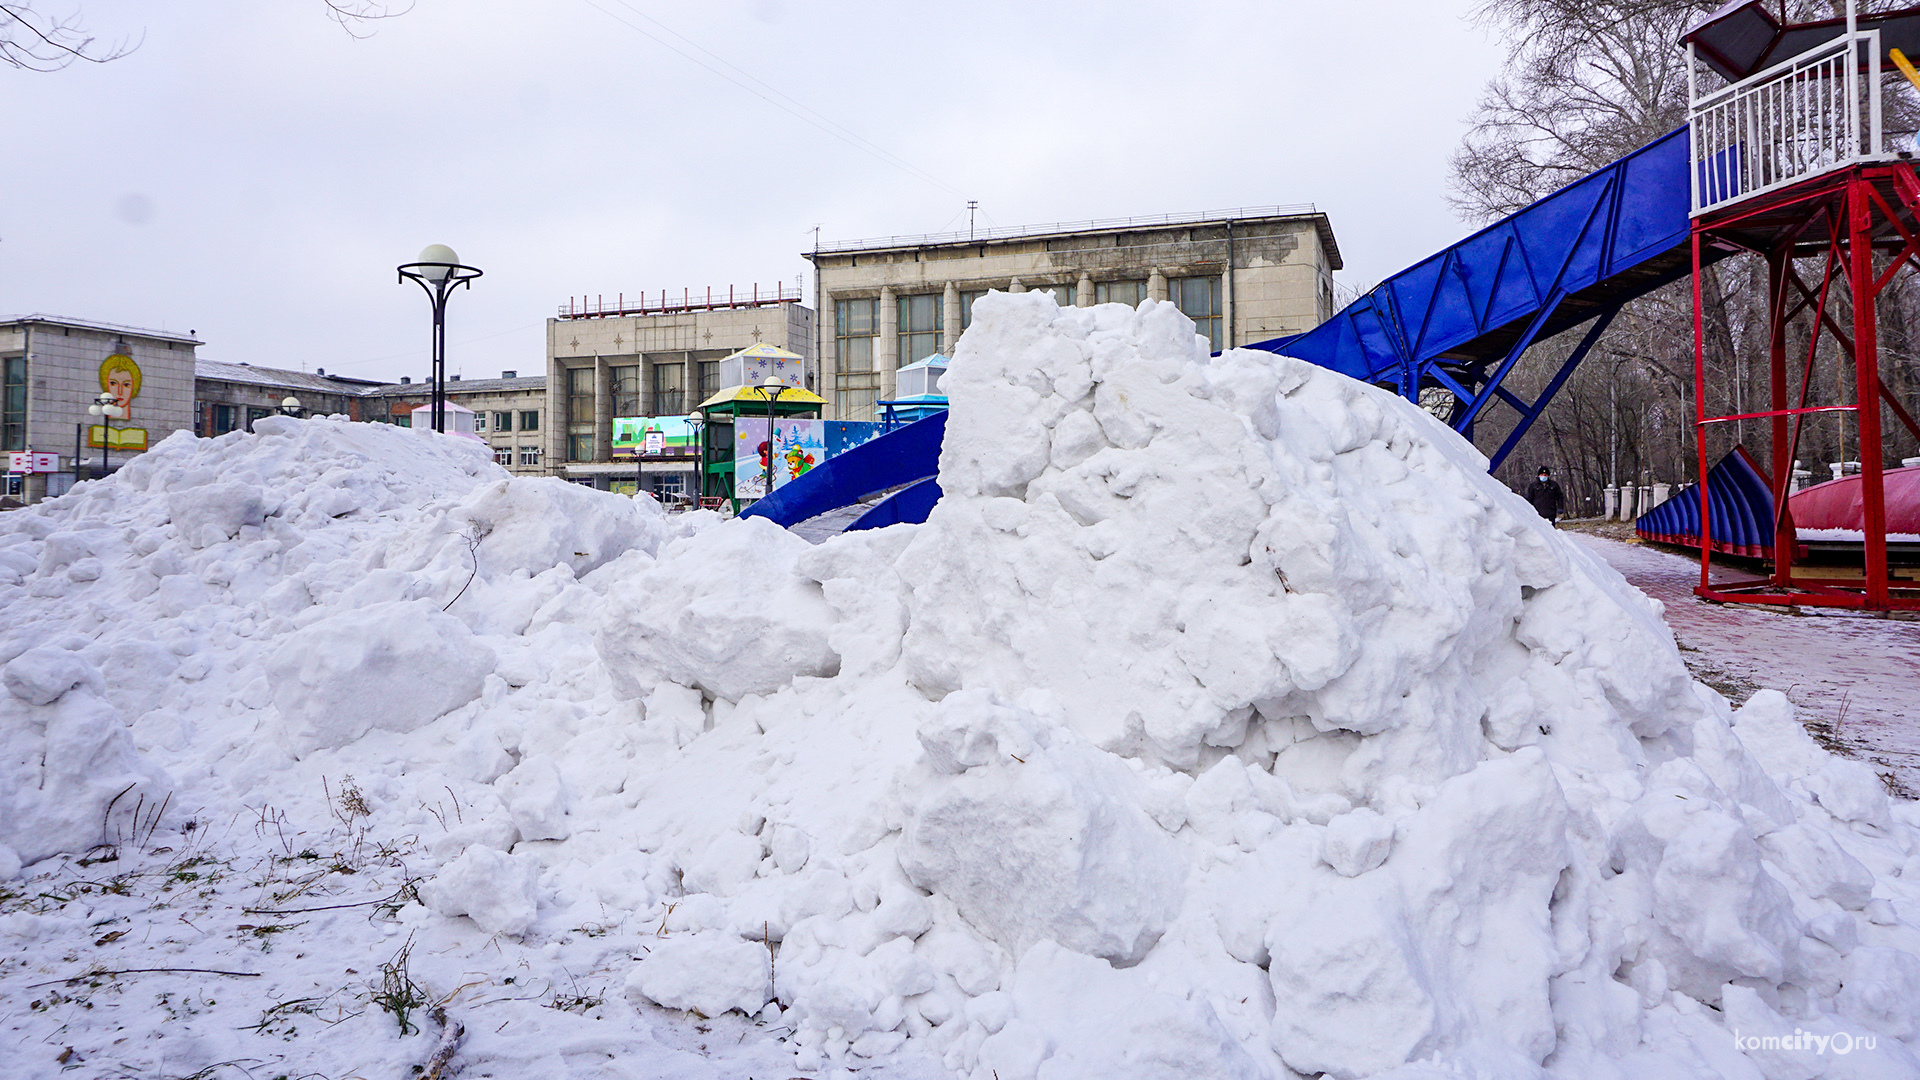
[739,411,947,529]
[1248,126,1726,470]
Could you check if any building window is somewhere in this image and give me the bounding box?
[494,411,513,432]
[1035,284,1073,308]
[3,356,26,452]
[836,385,877,423]
[568,432,594,462]
[649,474,686,500]
[246,406,271,432]
[473,412,487,432]
[897,293,941,366]
[697,360,720,398]
[613,364,641,417]
[1172,275,1223,351]
[568,367,594,427]
[1096,280,1147,307]
[959,290,987,332]
[393,414,412,428]
[652,362,685,416]
[519,446,541,466]
[836,298,878,373]
[493,448,512,466]
[519,409,539,431]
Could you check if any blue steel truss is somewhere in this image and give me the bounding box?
[1246,126,1720,470]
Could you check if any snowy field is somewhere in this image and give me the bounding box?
[3,293,1919,1079]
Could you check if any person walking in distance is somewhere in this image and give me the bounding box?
[1527,466,1566,523]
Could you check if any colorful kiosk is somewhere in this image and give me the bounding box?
[693,380,827,514]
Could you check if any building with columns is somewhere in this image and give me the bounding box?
[544,287,814,489]
[806,206,1342,420]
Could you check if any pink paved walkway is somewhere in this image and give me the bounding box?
[1570,533,1920,796]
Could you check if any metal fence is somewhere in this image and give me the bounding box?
[1690,31,1883,215]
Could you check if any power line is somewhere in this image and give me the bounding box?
[578,0,965,200]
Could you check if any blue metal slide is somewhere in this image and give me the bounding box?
[754,127,1717,532]
[739,411,947,529]
[1246,126,1728,470]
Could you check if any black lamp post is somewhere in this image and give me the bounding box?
[397,244,482,433]
[87,391,126,474]
[686,411,705,508]
[759,376,787,499]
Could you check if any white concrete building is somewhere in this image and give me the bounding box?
[806,207,1342,420]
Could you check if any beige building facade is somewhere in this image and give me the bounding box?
[361,373,550,477]
[544,294,814,485]
[1,315,200,501]
[806,207,1342,420]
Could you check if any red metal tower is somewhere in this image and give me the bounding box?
[1684,1,1920,612]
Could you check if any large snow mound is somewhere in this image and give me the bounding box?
[1,294,1916,1080]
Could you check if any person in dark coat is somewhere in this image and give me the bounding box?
[1527,466,1567,522]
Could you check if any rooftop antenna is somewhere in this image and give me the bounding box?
[968,200,979,240]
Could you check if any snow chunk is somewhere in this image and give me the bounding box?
[265,599,495,754]
[898,691,1182,966]
[624,933,771,1017]
[4,646,104,705]
[420,845,538,936]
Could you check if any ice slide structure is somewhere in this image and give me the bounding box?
[755,1,1920,613]
[749,127,1710,531]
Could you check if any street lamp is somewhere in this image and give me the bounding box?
[87,391,127,474]
[396,244,482,433]
[759,376,787,500]
[278,396,305,418]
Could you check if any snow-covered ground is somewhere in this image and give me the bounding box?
[1571,533,1920,797]
[3,293,1918,1079]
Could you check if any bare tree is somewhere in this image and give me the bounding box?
[1,1,411,71]
[1451,0,1920,507]
[0,3,135,70]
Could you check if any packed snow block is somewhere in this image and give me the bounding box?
[167,481,271,548]
[265,599,495,754]
[4,646,105,705]
[496,755,572,842]
[1609,760,1801,1003]
[0,677,171,865]
[451,475,669,580]
[999,942,1266,1080]
[624,932,771,1017]
[593,518,838,703]
[898,693,1182,967]
[1733,690,1893,829]
[1837,946,1920,1040]
[420,845,539,936]
[1266,751,1571,1077]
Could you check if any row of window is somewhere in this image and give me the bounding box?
[830,278,1223,419]
[200,403,275,437]
[3,356,26,452]
[834,277,1223,375]
[492,446,544,467]
[562,362,725,430]
[474,410,541,433]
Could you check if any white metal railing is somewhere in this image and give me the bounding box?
[1689,27,1883,216]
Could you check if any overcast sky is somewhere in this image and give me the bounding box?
[2,1,1508,383]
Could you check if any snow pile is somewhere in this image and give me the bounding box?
[2,294,1918,1080]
